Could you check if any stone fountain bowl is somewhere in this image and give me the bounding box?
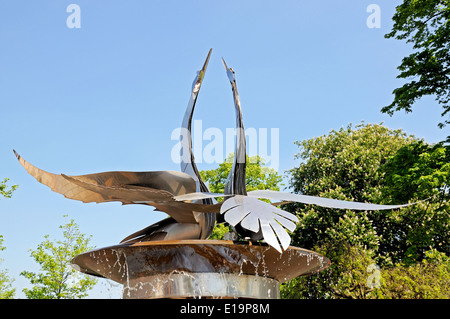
[71,240,330,299]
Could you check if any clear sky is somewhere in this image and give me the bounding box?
[0,1,448,298]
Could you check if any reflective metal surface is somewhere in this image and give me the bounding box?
[180,48,211,187]
[71,240,330,299]
[124,273,280,299]
[222,58,247,197]
[13,50,219,244]
[15,49,415,253]
[221,196,299,252]
[247,189,413,211]
[179,48,216,240]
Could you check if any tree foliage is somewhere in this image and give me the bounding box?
[0,178,17,199]
[382,140,449,204]
[381,140,450,263]
[0,177,17,298]
[281,245,450,299]
[20,216,97,299]
[0,236,15,299]
[382,0,450,133]
[378,249,450,299]
[200,154,282,195]
[286,123,413,252]
[282,123,450,298]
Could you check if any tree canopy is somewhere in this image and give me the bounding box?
[20,216,97,299]
[0,236,15,299]
[382,0,450,137]
[200,154,282,196]
[0,178,17,199]
[0,178,17,299]
[281,123,450,298]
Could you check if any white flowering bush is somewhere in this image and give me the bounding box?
[281,122,450,299]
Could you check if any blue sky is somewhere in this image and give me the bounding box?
[0,1,448,298]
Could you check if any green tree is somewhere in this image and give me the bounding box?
[200,154,282,195]
[378,249,450,299]
[0,178,17,199]
[0,235,15,299]
[381,140,450,263]
[282,123,450,298]
[286,123,413,252]
[0,178,17,298]
[282,245,450,299]
[21,216,97,299]
[200,154,283,239]
[382,140,449,204]
[281,243,379,299]
[382,0,450,137]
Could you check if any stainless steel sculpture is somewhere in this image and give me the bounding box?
[14,49,413,254]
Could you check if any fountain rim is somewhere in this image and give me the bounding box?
[79,238,328,254]
[71,239,331,279]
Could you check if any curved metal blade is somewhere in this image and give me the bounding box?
[174,192,232,201]
[179,49,216,239]
[13,150,223,224]
[120,217,202,244]
[13,150,195,201]
[247,189,415,211]
[120,217,176,243]
[180,48,212,193]
[222,58,247,196]
[61,174,175,203]
[174,191,289,207]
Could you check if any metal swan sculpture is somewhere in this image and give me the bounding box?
[14,49,413,253]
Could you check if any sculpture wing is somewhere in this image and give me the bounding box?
[247,190,413,211]
[60,174,175,203]
[14,150,196,201]
[14,150,119,204]
[176,190,414,211]
[174,192,232,201]
[14,150,223,224]
[175,192,299,252]
[176,189,414,252]
[221,195,298,253]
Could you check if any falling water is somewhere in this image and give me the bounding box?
[72,241,330,299]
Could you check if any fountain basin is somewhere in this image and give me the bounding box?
[71,240,330,299]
